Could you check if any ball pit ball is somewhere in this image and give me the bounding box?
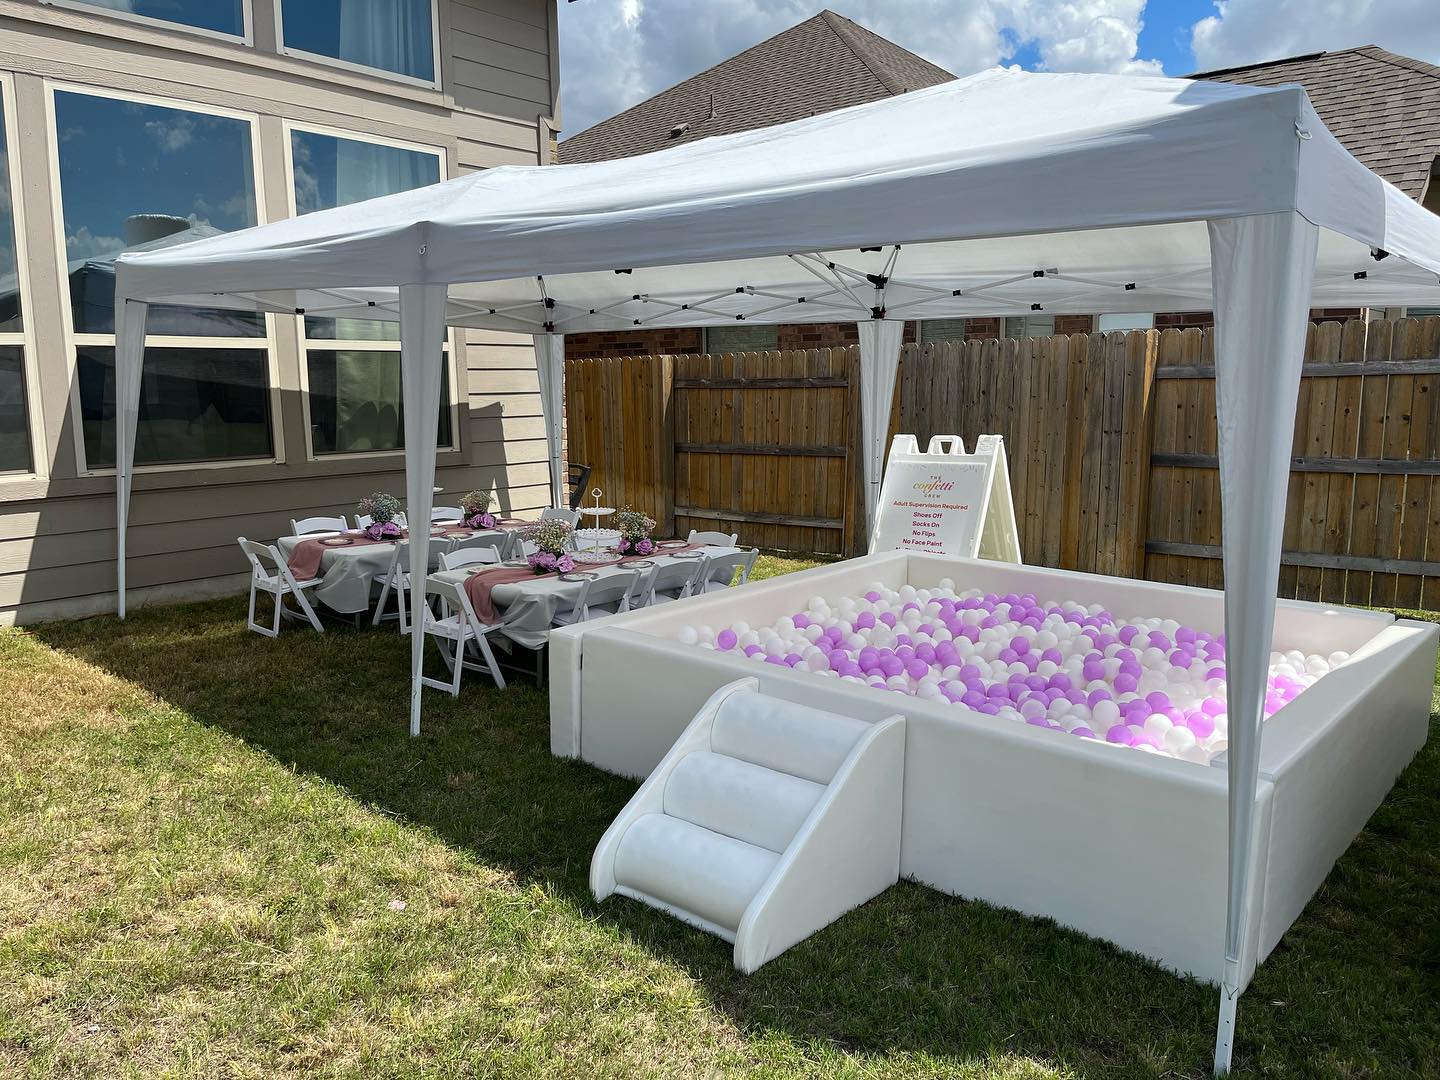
[674,582,1340,764]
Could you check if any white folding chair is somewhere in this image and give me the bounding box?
[540,507,580,527]
[372,540,421,633]
[696,548,760,594]
[451,530,513,560]
[638,558,708,607]
[515,540,539,558]
[432,506,464,522]
[237,537,324,637]
[687,529,739,547]
[419,578,506,696]
[440,545,501,571]
[552,568,644,626]
[357,512,407,531]
[292,515,349,536]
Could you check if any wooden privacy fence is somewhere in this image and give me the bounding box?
[564,316,1440,606]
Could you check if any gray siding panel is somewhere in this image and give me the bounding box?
[0,0,557,623]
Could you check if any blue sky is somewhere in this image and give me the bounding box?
[559,0,1440,137]
[1135,0,1214,73]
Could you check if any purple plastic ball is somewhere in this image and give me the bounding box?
[716,629,738,650]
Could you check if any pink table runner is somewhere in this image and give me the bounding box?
[461,542,704,623]
[285,524,481,583]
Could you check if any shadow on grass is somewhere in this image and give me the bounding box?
[26,594,1440,1078]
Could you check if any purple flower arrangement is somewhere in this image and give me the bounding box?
[356,492,402,541]
[529,550,576,574]
[522,518,575,574]
[614,506,657,556]
[460,489,497,530]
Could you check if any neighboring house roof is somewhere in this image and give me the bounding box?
[560,9,953,163]
[1194,45,1440,201]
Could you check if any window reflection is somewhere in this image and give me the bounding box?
[280,0,436,82]
[61,0,245,37]
[54,91,262,336]
[306,350,451,455]
[291,129,440,341]
[78,346,272,468]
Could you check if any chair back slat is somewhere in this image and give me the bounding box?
[441,545,501,570]
[293,515,348,536]
[687,529,739,547]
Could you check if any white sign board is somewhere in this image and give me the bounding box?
[868,434,1022,562]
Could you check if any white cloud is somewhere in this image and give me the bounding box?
[559,1,1166,137]
[144,115,195,153]
[1191,0,1440,72]
[65,225,124,260]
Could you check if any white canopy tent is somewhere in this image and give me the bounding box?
[112,69,1440,1074]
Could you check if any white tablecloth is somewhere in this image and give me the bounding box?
[275,526,518,614]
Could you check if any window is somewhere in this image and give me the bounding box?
[705,324,778,354]
[47,0,246,39]
[1096,313,1155,333]
[53,88,272,469]
[306,350,451,454]
[1004,314,1055,340]
[76,346,271,468]
[0,85,31,474]
[288,127,450,456]
[917,318,969,344]
[279,0,437,83]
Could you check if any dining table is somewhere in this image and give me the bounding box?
[431,542,741,649]
[275,517,534,615]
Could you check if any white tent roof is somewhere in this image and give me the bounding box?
[110,70,1440,1077]
[115,68,1440,326]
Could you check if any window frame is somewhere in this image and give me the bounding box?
[39,0,253,47]
[43,80,283,477]
[282,119,459,463]
[0,73,43,484]
[273,0,443,91]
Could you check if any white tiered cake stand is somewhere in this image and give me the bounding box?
[574,487,619,556]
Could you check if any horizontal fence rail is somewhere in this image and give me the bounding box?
[565,317,1440,603]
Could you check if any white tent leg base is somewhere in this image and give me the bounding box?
[1213,985,1239,1075]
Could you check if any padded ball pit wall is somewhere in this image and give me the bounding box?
[550,553,1437,989]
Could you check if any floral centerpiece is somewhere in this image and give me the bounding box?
[356,492,403,540]
[613,506,656,556]
[523,518,575,575]
[460,489,497,530]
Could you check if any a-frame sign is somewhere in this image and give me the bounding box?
[868,434,1022,562]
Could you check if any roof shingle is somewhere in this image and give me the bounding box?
[1194,45,1440,200]
[559,10,953,164]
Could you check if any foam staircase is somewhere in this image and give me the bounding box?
[591,678,906,972]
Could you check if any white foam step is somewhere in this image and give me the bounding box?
[613,813,778,932]
[711,693,871,784]
[664,751,825,853]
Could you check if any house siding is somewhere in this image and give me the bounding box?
[0,0,556,624]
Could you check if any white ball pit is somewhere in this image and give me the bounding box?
[548,552,1436,990]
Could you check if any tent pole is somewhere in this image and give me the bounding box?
[534,333,566,509]
[855,320,905,546]
[114,297,149,619]
[399,283,450,737]
[1206,212,1318,1076]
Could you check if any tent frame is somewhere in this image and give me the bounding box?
[108,69,1440,1075]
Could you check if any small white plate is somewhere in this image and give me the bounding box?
[559,571,599,582]
[668,551,704,559]
[620,559,655,569]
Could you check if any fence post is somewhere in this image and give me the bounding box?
[844,345,867,557]
[653,353,676,537]
[1121,329,1160,578]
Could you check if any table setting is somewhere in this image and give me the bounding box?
[274,490,538,615]
[431,500,735,648]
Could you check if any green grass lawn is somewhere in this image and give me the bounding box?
[2,553,1438,1078]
